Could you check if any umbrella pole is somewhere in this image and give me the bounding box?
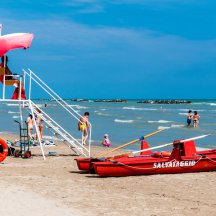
[0,24,2,36]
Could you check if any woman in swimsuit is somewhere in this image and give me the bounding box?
[193,111,200,128]
[35,108,44,140]
[78,112,90,145]
[26,114,34,139]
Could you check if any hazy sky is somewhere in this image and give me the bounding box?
[1,0,216,99]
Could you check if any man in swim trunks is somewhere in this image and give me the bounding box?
[78,112,90,145]
[186,110,192,127]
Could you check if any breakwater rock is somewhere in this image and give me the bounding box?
[72,99,90,102]
[137,100,191,104]
[94,99,127,103]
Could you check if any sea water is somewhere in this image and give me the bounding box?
[0,99,216,151]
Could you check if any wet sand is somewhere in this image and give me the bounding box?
[0,133,216,216]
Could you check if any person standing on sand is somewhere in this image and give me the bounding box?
[78,112,90,145]
[193,111,200,128]
[26,114,34,139]
[35,108,44,140]
[186,110,192,127]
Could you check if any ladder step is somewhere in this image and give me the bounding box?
[47,126,59,130]
[52,127,59,130]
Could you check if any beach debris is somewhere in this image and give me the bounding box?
[48,151,57,156]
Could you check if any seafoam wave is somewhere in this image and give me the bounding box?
[177,109,191,112]
[123,107,158,111]
[171,124,185,128]
[8,111,19,114]
[148,120,173,123]
[178,113,187,116]
[143,108,158,111]
[114,119,134,123]
[123,107,144,111]
[158,126,170,130]
[69,105,88,109]
[210,103,216,106]
[12,116,20,119]
[96,112,111,116]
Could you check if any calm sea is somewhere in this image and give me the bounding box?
[1,99,216,151]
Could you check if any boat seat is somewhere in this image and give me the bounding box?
[4,79,19,86]
[0,67,18,85]
[183,140,196,156]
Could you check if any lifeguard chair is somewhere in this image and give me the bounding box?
[0,26,92,160]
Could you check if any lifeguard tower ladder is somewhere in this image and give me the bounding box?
[0,69,92,159]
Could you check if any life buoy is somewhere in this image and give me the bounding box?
[153,151,171,158]
[0,138,8,162]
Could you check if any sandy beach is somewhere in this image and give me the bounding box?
[0,133,216,216]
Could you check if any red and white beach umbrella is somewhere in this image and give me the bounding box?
[0,33,34,57]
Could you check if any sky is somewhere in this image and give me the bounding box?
[0,0,216,99]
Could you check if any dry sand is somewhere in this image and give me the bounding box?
[0,133,216,216]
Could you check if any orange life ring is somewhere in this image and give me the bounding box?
[153,151,171,158]
[0,138,8,162]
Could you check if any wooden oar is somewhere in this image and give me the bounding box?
[111,134,211,159]
[97,128,165,158]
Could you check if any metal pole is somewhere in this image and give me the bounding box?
[19,99,23,129]
[0,24,2,36]
[19,76,22,100]
[28,70,32,100]
[3,74,5,100]
[29,101,46,160]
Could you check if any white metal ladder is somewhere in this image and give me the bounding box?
[0,68,92,158]
[28,100,90,157]
[23,68,92,158]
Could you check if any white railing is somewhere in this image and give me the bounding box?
[0,69,92,157]
[23,69,92,157]
[29,101,90,156]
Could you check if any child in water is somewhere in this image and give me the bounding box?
[101,134,111,147]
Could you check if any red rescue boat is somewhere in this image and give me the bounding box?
[93,140,216,177]
[74,139,156,172]
[75,157,99,172]
[75,136,216,176]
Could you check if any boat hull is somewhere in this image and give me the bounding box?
[93,156,216,177]
[75,157,99,172]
